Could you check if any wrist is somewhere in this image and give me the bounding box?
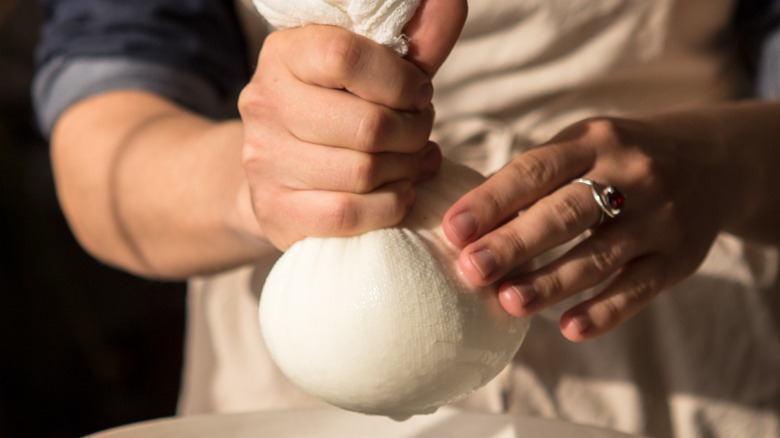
[202,119,278,261]
[642,101,778,243]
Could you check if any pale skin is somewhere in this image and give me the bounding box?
[51,0,780,341]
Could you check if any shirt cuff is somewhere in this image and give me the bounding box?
[32,56,239,138]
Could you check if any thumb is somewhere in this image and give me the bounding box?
[403,0,468,77]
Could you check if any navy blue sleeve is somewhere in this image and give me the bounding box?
[36,0,250,98]
[33,0,252,135]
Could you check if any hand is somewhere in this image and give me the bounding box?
[443,115,741,341]
[239,0,467,250]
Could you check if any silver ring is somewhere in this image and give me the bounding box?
[571,178,625,225]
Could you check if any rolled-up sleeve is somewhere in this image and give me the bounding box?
[33,0,250,137]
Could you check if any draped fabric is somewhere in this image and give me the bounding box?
[181,2,780,437]
[32,0,780,436]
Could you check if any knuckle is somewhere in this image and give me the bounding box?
[593,265,665,330]
[355,107,393,151]
[237,84,260,117]
[241,142,256,167]
[586,240,623,276]
[501,227,530,263]
[601,277,657,325]
[320,31,364,80]
[585,117,621,141]
[536,270,566,300]
[549,194,590,233]
[261,30,284,52]
[422,105,436,126]
[238,80,277,122]
[469,177,513,220]
[482,226,530,276]
[326,194,361,234]
[512,153,558,193]
[241,40,287,116]
[350,155,380,193]
[388,69,427,109]
[414,108,436,141]
[379,71,410,104]
[624,275,660,307]
[581,117,636,149]
[240,122,275,169]
[252,32,284,68]
[241,132,268,168]
[478,189,509,223]
[599,296,625,327]
[629,150,658,182]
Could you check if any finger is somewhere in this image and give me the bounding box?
[282,81,435,153]
[443,142,595,247]
[278,142,442,193]
[277,26,434,111]
[404,0,469,76]
[558,255,669,342]
[266,180,417,249]
[495,220,645,319]
[458,182,605,286]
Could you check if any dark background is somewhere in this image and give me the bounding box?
[1,2,187,437]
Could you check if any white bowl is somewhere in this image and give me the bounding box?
[86,407,647,438]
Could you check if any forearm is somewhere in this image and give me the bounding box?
[51,90,277,280]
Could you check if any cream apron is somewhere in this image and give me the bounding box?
[178,1,780,437]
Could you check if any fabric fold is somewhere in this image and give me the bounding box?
[251,0,422,55]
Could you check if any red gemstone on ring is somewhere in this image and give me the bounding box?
[605,188,625,211]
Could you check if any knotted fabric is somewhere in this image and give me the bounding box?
[251,0,422,55]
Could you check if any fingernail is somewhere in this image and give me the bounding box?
[418,143,442,179]
[469,249,497,280]
[449,212,477,242]
[416,82,434,110]
[568,313,592,334]
[511,284,537,307]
